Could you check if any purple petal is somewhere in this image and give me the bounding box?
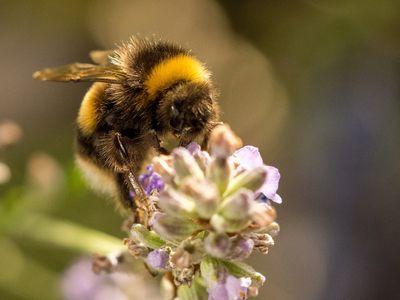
[233,146,263,169]
[208,283,229,300]
[145,172,164,195]
[257,166,281,201]
[147,249,169,270]
[136,164,165,196]
[271,193,282,204]
[186,142,201,155]
[226,275,248,299]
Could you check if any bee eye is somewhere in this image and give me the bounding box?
[170,105,179,118]
[170,105,183,131]
[120,127,138,139]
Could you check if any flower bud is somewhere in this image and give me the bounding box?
[207,157,231,195]
[204,232,232,258]
[219,189,253,221]
[210,214,250,233]
[147,249,170,270]
[208,124,242,158]
[172,148,204,183]
[193,150,211,172]
[152,214,200,242]
[224,166,267,198]
[158,188,196,218]
[152,155,175,183]
[180,178,219,219]
[226,237,254,261]
[186,142,201,155]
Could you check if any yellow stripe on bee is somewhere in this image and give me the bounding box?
[144,54,209,98]
[77,82,106,135]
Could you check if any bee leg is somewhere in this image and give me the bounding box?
[149,129,169,155]
[115,132,147,206]
[114,133,151,224]
[115,172,136,209]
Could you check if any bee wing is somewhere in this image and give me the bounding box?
[89,50,114,65]
[32,63,124,83]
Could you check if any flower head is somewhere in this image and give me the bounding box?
[123,124,282,299]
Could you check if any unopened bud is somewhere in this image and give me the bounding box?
[208,124,242,158]
[207,157,231,195]
[152,214,200,242]
[210,213,250,233]
[226,237,254,261]
[219,189,253,221]
[180,178,219,219]
[158,188,196,218]
[204,232,231,258]
[152,155,175,183]
[147,249,170,270]
[193,150,211,172]
[172,148,204,183]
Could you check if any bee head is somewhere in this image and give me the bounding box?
[156,81,219,143]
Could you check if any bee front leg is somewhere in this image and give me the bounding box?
[149,129,169,155]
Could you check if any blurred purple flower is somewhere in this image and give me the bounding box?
[137,165,164,196]
[146,249,169,270]
[208,274,250,300]
[186,142,201,155]
[62,257,161,300]
[233,146,282,204]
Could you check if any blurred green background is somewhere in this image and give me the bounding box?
[1,0,399,299]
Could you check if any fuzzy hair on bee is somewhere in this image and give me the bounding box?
[33,37,220,211]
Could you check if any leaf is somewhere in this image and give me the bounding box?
[131,224,166,249]
[221,260,265,286]
[200,256,222,285]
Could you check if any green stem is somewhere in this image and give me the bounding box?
[14,214,125,255]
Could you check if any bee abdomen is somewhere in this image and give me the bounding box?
[77,82,108,136]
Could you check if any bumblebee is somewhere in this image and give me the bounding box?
[33,37,220,210]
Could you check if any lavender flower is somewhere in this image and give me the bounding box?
[138,165,164,195]
[208,274,251,300]
[130,165,164,198]
[147,249,169,270]
[233,146,282,204]
[122,124,282,299]
[62,257,161,300]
